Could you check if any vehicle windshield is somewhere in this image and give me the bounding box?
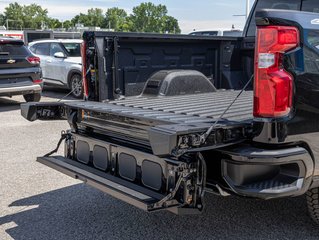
[247,0,319,36]
[62,42,81,57]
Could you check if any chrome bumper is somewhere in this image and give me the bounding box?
[0,84,42,95]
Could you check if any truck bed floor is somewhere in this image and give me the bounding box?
[111,90,253,123]
[66,90,253,125]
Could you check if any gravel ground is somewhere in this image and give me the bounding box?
[1,90,319,240]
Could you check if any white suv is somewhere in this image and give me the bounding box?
[29,39,83,98]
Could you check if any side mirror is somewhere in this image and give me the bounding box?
[54,52,66,58]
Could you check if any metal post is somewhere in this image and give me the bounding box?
[246,0,250,20]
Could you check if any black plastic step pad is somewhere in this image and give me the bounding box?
[118,153,137,181]
[93,145,109,171]
[77,140,90,164]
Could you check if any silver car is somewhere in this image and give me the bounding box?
[29,39,83,98]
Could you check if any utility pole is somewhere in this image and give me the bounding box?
[233,0,251,20]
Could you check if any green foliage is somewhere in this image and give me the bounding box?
[62,20,72,30]
[4,2,24,29]
[1,2,181,33]
[4,2,50,29]
[129,2,180,33]
[105,7,128,31]
[48,18,62,29]
[70,2,180,33]
[23,4,49,29]
[0,13,6,27]
[71,8,104,28]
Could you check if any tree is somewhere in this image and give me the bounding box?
[105,7,128,31]
[48,18,62,29]
[23,4,49,29]
[128,2,180,33]
[4,2,50,30]
[71,15,80,27]
[62,20,73,30]
[2,2,181,33]
[0,14,6,27]
[161,16,181,34]
[4,2,24,29]
[72,8,104,27]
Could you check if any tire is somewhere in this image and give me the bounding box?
[306,188,319,224]
[23,93,41,102]
[69,73,83,99]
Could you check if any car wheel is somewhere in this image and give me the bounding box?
[70,73,83,98]
[307,188,319,225]
[23,93,41,102]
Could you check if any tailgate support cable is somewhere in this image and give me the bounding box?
[200,75,254,144]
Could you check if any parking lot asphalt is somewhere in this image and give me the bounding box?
[1,90,319,240]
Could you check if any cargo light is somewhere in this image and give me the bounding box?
[27,56,40,65]
[254,26,299,118]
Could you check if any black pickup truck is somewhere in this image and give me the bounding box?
[21,0,319,224]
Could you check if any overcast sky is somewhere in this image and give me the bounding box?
[0,0,255,33]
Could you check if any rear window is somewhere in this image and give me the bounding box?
[307,30,319,50]
[0,43,29,56]
[247,0,319,37]
[30,43,50,56]
[302,0,319,13]
[62,43,81,57]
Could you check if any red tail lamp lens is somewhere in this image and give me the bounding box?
[254,26,299,118]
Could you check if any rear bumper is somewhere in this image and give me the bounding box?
[0,84,42,96]
[221,146,314,199]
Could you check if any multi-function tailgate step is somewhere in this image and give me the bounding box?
[38,156,165,211]
[37,155,204,215]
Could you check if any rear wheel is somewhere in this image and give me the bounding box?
[23,93,41,102]
[69,73,83,98]
[306,188,319,225]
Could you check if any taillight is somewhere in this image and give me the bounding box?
[27,56,40,65]
[81,42,89,98]
[254,26,299,118]
[33,79,43,84]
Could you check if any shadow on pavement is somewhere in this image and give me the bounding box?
[0,97,21,113]
[1,184,318,240]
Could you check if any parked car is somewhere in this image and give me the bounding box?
[0,37,42,102]
[189,28,243,37]
[28,39,83,98]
